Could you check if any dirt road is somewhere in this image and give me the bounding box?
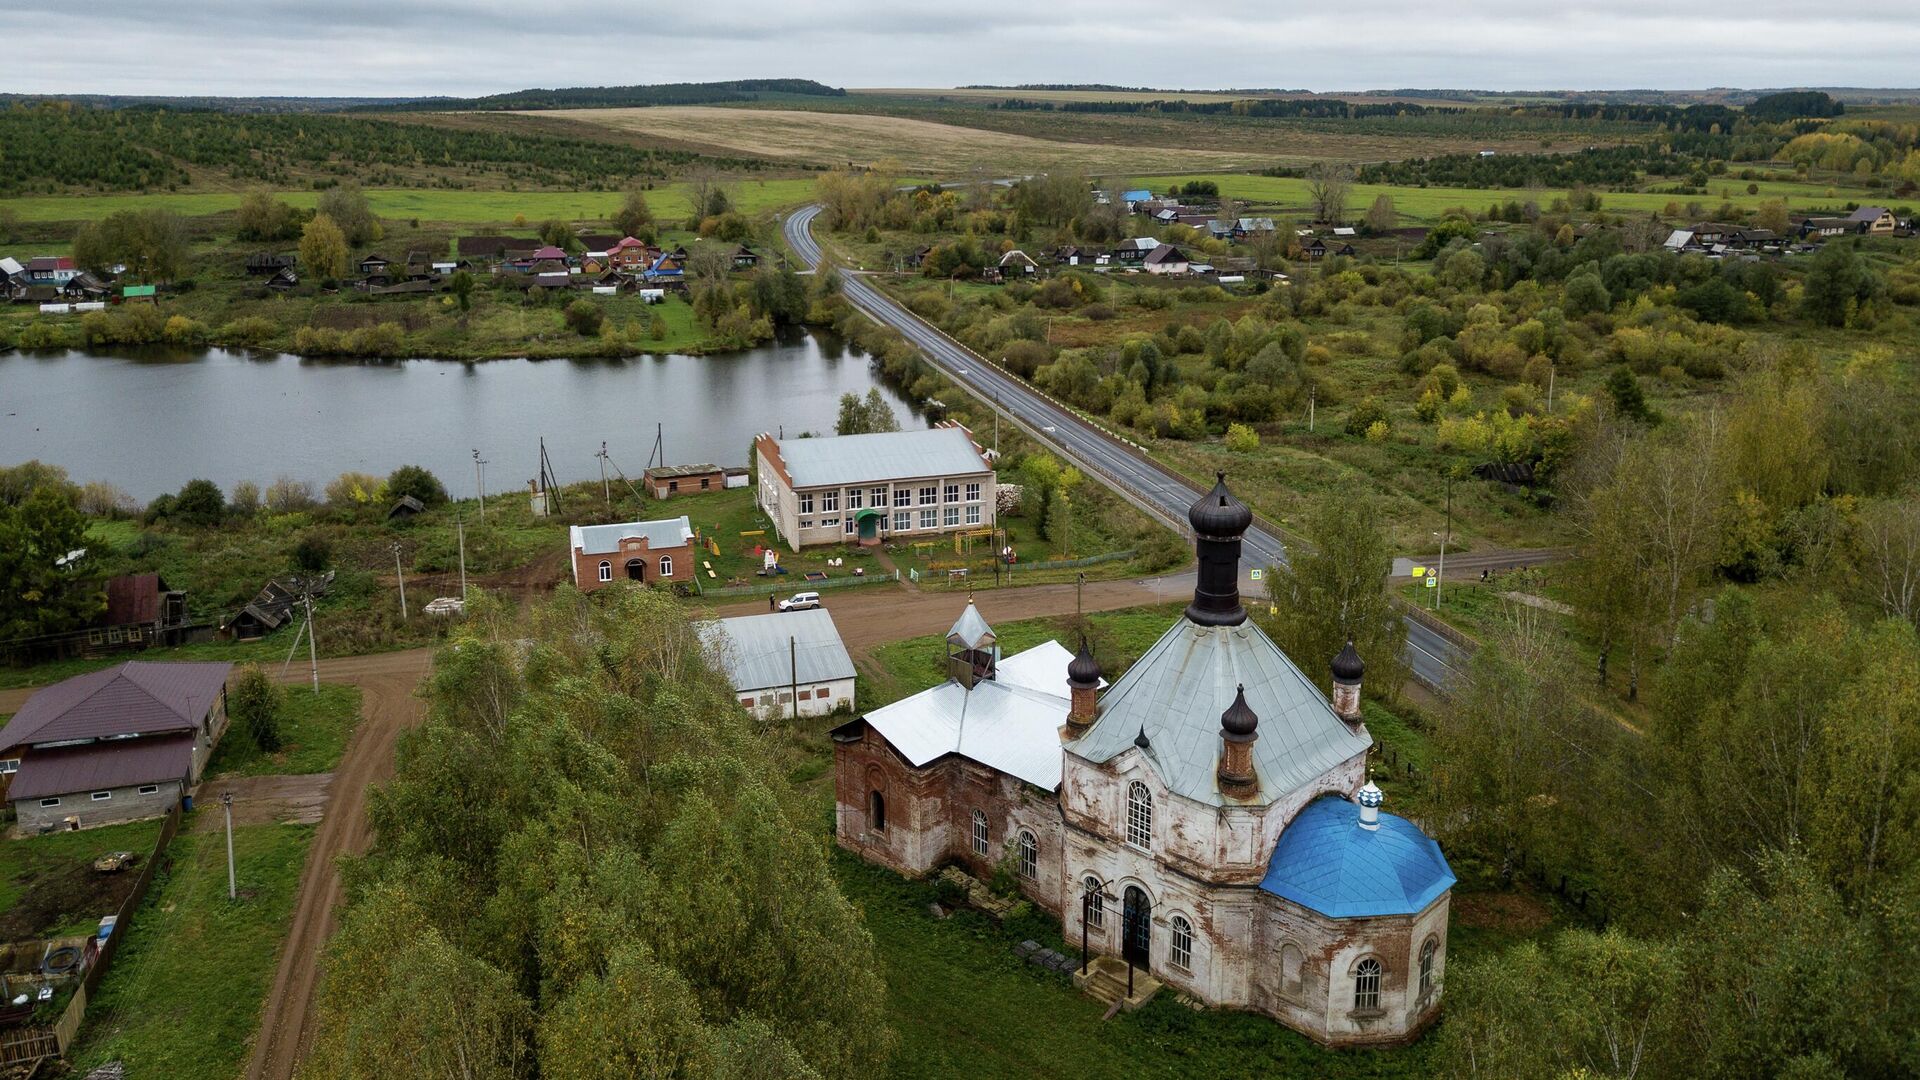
[191,773,333,830]
[710,572,1194,654]
[242,648,432,1080]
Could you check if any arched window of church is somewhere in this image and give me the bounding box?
[1017,830,1037,878]
[869,790,886,832]
[1354,957,1382,1011]
[1083,876,1104,928]
[971,809,989,856]
[658,554,673,578]
[1125,781,1152,850]
[1419,938,1437,998]
[1281,943,1304,996]
[1169,915,1193,970]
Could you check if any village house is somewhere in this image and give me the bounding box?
[608,236,655,273]
[0,661,233,833]
[24,257,78,287]
[456,236,515,264]
[732,244,761,269]
[1847,206,1897,234]
[0,257,22,292]
[1143,244,1190,275]
[356,254,392,278]
[1797,216,1854,240]
[754,423,996,550]
[568,516,696,591]
[999,250,1039,276]
[643,463,727,499]
[701,608,857,721]
[830,477,1453,1047]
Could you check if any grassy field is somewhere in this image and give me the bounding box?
[852,87,1259,105]
[68,822,315,1080]
[0,818,165,939]
[0,177,822,225]
[521,106,1255,177]
[206,683,362,778]
[1146,171,1888,225]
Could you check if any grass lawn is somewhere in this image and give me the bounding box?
[0,819,165,940]
[0,177,823,225]
[68,822,315,1080]
[859,603,1183,711]
[206,683,362,778]
[834,852,1438,1079]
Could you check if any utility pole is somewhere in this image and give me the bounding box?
[790,635,799,724]
[472,449,487,524]
[303,589,319,694]
[1433,473,1452,611]
[1546,363,1557,414]
[222,792,236,900]
[598,441,611,509]
[392,542,408,619]
[1308,384,1316,433]
[456,512,468,601]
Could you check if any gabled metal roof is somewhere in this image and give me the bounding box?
[569,517,693,557]
[6,733,196,802]
[700,609,855,693]
[772,427,989,489]
[859,642,1073,791]
[1259,796,1455,918]
[0,662,231,752]
[1068,618,1370,807]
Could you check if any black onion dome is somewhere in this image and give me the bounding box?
[1187,472,1254,539]
[1134,726,1152,751]
[1221,684,1259,739]
[1332,639,1365,682]
[1068,638,1102,686]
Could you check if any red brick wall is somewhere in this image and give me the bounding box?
[573,537,694,592]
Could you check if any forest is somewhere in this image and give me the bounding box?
[0,103,778,195]
[371,79,848,112]
[302,586,894,1079]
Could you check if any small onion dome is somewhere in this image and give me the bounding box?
[1220,684,1259,741]
[1332,639,1364,683]
[1187,471,1254,539]
[1356,780,1384,809]
[1068,638,1102,688]
[1134,726,1152,752]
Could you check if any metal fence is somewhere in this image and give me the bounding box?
[701,569,901,599]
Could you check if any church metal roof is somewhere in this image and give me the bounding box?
[946,601,995,650]
[1259,796,1456,919]
[858,642,1072,791]
[1067,618,1371,807]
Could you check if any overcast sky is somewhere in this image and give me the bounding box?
[5,1,1917,98]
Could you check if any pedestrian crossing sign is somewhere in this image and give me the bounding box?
[1425,575,1438,588]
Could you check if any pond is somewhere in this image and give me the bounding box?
[0,328,924,501]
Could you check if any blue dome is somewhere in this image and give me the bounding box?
[1259,796,1455,919]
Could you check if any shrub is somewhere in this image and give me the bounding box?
[229,665,285,753]
[325,471,384,507]
[1365,419,1391,442]
[565,299,606,336]
[168,478,226,527]
[292,532,332,574]
[1345,396,1388,436]
[230,480,260,518]
[1224,422,1260,453]
[218,315,278,347]
[265,476,316,513]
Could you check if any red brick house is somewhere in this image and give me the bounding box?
[568,516,696,591]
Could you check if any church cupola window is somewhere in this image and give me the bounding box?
[1125,781,1153,850]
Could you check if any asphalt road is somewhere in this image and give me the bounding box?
[784,205,1469,691]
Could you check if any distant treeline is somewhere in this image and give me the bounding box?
[1358,137,1738,189]
[992,97,1460,119]
[0,103,775,195]
[0,93,414,115]
[370,79,845,112]
[1746,90,1845,121]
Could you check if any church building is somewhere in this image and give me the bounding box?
[830,475,1454,1047]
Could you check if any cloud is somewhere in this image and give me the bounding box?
[2,1,1917,97]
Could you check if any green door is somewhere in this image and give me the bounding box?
[855,509,882,542]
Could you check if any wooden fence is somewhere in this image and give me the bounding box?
[0,800,185,1066]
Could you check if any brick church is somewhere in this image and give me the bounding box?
[830,475,1454,1047]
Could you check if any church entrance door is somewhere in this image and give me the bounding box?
[1122,885,1151,967]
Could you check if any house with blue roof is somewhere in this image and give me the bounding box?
[832,475,1452,1047]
